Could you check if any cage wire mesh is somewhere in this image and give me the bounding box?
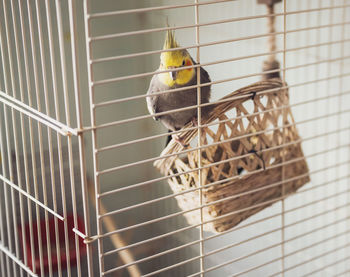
[0,0,349,276]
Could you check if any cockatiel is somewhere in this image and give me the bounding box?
[146,29,211,145]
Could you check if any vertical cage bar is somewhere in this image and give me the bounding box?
[17,1,37,273]
[7,16,25,277]
[0,105,17,277]
[53,115,71,275]
[194,0,204,276]
[316,0,326,263]
[0,109,15,277]
[0,10,7,273]
[55,0,82,275]
[0,132,5,275]
[83,0,104,275]
[338,2,347,272]
[33,0,55,275]
[68,0,94,275]
[42,1,63,275]
[0,227,6,275]
[326,1,335,271]
[344,0,350,270]
[8,0,31,273]
[52,0,73,275]
[281,0,287,275]
[26,1,52,274]
[0,0,21,275]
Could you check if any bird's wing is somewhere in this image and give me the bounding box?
[190,56,211,83]
[200,66,211,83]
[146,74,162,121]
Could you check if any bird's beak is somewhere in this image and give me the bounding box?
[169,67,177,80]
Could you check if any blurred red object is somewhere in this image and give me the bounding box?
[18,214,87,273]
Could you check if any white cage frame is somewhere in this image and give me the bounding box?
[0,0,349,276]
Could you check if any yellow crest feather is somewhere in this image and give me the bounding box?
[163,29,179,49]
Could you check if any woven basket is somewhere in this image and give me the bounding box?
[154,79,310,233]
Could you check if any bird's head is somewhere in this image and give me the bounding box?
[159,30,195,87]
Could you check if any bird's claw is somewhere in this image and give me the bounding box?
[172,134,189,147]
[191,117,198,127]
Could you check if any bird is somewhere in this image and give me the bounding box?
[146,29,211,146]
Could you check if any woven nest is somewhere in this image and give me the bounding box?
[154,79,310,233]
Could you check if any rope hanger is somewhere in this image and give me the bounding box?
[259,0,282,80]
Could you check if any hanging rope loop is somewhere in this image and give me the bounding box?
[258,0,282,80]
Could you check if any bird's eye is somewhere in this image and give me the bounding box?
[182,60,186,66]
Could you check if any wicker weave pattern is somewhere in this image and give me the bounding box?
[154,79,310,233]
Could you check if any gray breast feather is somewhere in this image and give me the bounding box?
[146,66,211,131]
[146,74,162,120]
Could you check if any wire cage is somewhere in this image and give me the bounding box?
[0,0,349,277]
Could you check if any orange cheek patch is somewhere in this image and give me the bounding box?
[186,59,192,70]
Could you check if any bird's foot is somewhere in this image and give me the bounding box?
[191,117,198,126]
[172,134,189,147]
